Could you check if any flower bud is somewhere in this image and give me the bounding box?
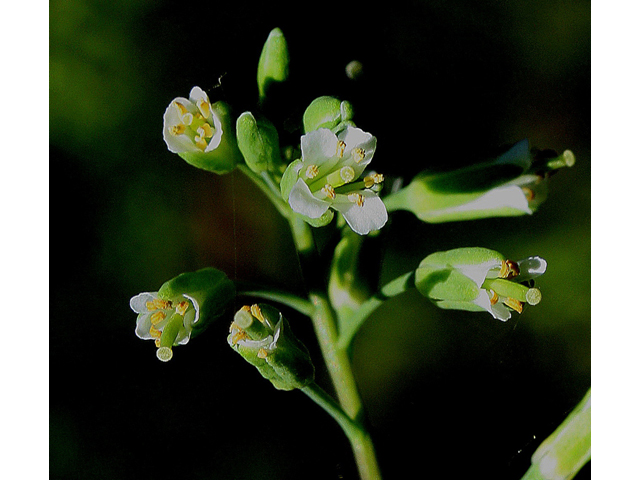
[130,268,235,361]
[228,304,314,391]
[163,87,242,174]
[303,96,354,133]
[384,140,575,223]
[415,247,547,321]
[236,111,282,174]
[524,389,591,480]
[257,28,289,102]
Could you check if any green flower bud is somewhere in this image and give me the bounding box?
[257,28,289,102]
[228,304,314,391]
[303,96,354,133]
[163,87,242,174]
[236,111,283,174]
[130,268,235,361]
[384,140,575,223]
[415,247,547,321]
[524,389,591,480]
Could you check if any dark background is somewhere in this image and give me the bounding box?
[50,0,590,478]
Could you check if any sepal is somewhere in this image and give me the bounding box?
[236,111,283,174]
[257,28,289,102]
[303,96,354,133]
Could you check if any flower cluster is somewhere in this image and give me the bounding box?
[281,126,388,235]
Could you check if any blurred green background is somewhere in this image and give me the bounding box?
[50,0,590,479]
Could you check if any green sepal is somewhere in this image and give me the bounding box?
[236,111,282,174]
[415,248,504,302]
[177,101,242,174]
[158,267,235,337]
[303,96,354,133]
[257,28,289,102]
[280,159,303,201]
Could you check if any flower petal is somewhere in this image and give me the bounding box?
[473,290,512,321]
[288,178,331,218]
[162,100,199,154]
[129,292,158,313]
[517,256,548,281]
[135,313,154,339]
[301,128,338,165]
[338,126,376,162]
[333,190,388,235]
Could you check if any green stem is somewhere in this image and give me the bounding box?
[302,383,381,480]
[235,285,314,317]
[336,271,415,350]
[237,164,291,218]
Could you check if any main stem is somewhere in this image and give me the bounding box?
[289,215,382,480]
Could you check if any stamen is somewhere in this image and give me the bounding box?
[305,165,319,179]
[173,101,188,116]
[250,304,265,323]
[499,260,520,279]
[489,289,499,305]
[195,136,208,151]
[348,193,365,207]
[149,325,162,339]
[340,166,355,183]
[504,297,523,313]
[150,311,166,325]
[181,113,193,126]
[257,348,268,359]
[321,184,336,200]
[169,124,186,136]
[154,339,161,347]
[197,99,211,118]
[175,301,189,316]
[197,123,214,139]
[146,301,157,311]
[522,187,535,202]
[364,173,384,188]
[231,330,249,345]
[336,141,347,158]
[352,148,365,163]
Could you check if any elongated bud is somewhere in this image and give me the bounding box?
[257,28,289,102]
[303,96,354,133]
[228,304,314,391]
[415,247,547,322]
[130,267,235,361]
[236,111,282,173]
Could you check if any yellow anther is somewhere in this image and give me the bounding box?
[175,301,189,316]
[336,140,347,158]
[197,123,214,138]
[181,113,193,126]
[504,297,523,314]
[340,166,355,183]
[489,289,499,305]
[197,99,211,118]
[305,164,319,179]
[250,304,265,323]
[150,311,166,325]
[347,193,365,207]
[169,124,186,136]
[155,338,161,348]
[195,136,208,151]
[351,148,365,163]
[231,330,249,345]
[173,101,188,116]
[148,298,171,310]
[241,305,252,313]
[522,187,535,202]
[499,260,520,279]
[146,301,157,311]
[149,325,162,339]
[257,348,268,359]
[363,173,384,188]
[321,184,336,200]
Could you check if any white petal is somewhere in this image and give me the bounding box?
[130,292,158,313]
[473,291,512,321]
[135,313,154,340]
[183,294,200,324]
[334,191,388,235]
[162,98,199,154]
[188,86,210,110]
[338,126,377,167]
[204,105,224,152]
[517,256,548,281]
[288,178,331,218]
[458,260,503,289]
[301,129,339,164]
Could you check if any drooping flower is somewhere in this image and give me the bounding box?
[415,247,547,321]
[281,126,388,235]
[384,140,575,223]
[228,304,314,391]
[130,268,234,361]
[162,86,240,174]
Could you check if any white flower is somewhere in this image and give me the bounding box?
[130,291,199,362]
[163,86,223,154]
[284,126,388,235]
